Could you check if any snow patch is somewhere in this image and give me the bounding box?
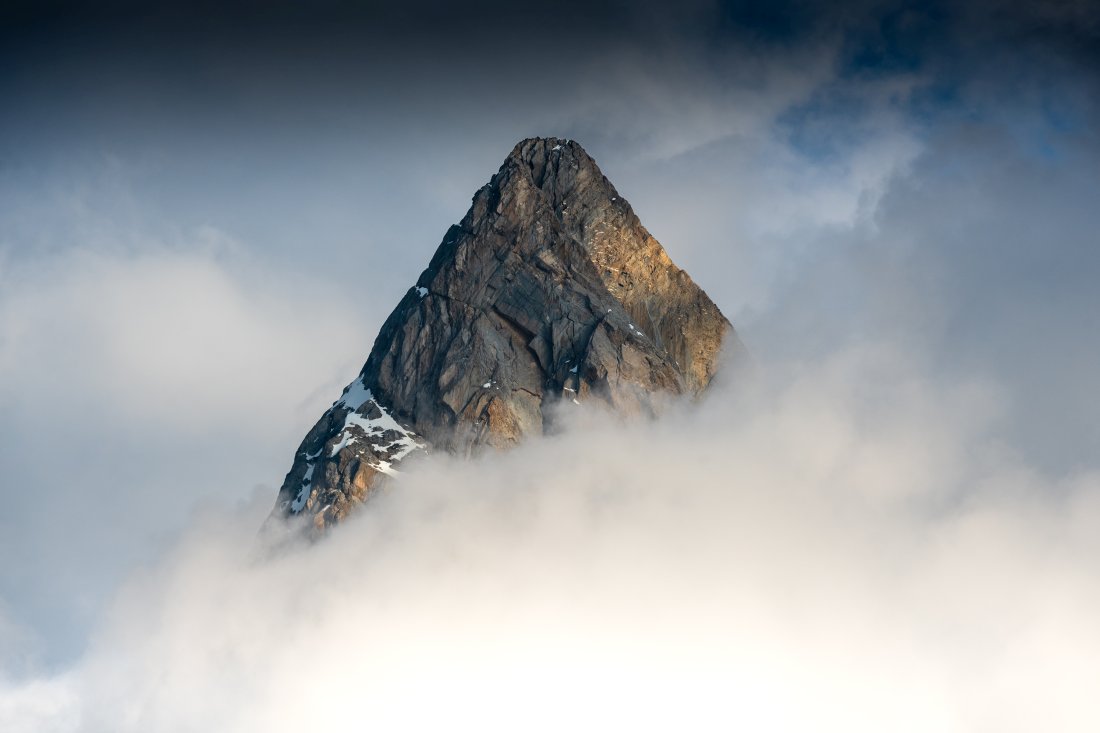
[415,287,428,298]
[335,378,371,410]
[327,381,422,470]
[290,463,315,512]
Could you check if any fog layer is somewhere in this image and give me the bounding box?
[4,347,1099,731]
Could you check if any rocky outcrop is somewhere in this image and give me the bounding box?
[273,137,745,530]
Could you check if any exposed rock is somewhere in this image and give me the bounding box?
[273,137,745,530]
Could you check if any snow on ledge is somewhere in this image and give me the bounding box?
[289,378,424,514]
[330,380,421,463]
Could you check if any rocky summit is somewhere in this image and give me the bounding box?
[273,137,746,530]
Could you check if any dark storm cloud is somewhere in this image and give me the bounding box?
[3,0,1097,69]
[2,0,1096,161]
[3,0,1096,180]
[1,0,1094,199]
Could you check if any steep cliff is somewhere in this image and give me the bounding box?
[273,137,745,529]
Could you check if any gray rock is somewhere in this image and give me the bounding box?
[272,137,746,531]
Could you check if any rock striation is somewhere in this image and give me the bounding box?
[273,137,745,529]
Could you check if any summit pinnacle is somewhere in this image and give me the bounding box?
[274,137,745,529]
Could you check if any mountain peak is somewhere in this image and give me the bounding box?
[497,136,612,210]
[506,136,589,165]
[508,135,585,159]
[273,138,745,531]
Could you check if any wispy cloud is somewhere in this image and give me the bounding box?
[4,344,1099,731]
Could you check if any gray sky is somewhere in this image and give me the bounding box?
[1,1,1099,725]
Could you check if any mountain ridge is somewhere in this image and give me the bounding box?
[273,137,745,530]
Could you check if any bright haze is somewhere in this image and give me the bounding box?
[1,1,1099,730]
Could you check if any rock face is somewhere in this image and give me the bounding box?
[273,137,745,529]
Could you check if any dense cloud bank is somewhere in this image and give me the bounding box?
[3,348,1099,731]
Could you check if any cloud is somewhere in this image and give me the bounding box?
[2,343,1098,732]
[0,225,379,667]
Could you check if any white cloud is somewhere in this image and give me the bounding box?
[2,344,1098,732]
[0,238,370,432]
[0,231,380,665]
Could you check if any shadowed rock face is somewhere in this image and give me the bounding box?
[273,137,745,529]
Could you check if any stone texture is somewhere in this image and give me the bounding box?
[272,137,745,530]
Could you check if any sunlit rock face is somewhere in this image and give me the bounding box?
[273,137,745,530]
